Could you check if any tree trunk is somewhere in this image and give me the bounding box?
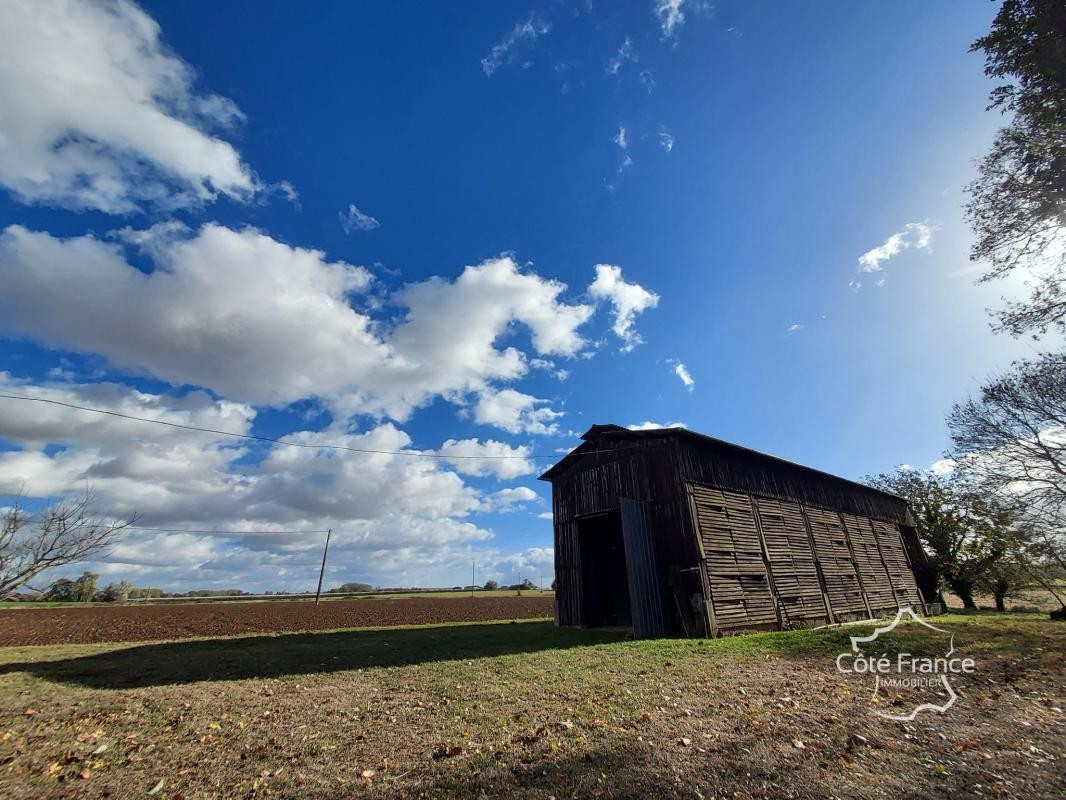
[953,581,977,610]
[994,591,1006,612]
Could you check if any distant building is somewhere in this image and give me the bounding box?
[540,425,931,638]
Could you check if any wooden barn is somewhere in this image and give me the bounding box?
[540,424,932,638]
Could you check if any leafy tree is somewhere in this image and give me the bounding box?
[99,580,133,603]
[73,571,99,603]
[1,489,135,599]
[328,582,374,594]
[966,0,1066,337]
[43,577,76,602]
[482,580,498,591]
[867,470,1018,609]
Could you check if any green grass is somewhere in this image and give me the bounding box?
[1,611,1062,799]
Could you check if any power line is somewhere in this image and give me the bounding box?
[0,392,641,461]
[125,525,332,534]
[0,393,540,459]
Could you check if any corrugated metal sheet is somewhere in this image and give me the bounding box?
[620,498,666,639]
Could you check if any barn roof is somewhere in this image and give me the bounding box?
[539,423,905,504]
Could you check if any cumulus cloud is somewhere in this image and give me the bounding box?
[0,375,556,590]
[787,323,804,334]
[659,128,675,152]
[857,222,936,273]
[669,359,695,391]
[0,225,594,429]
[487,486,539,512]
[339,203,380,233]
[612,126,629,150]
[627,421,687,430]
[0,0,256,213]
[481,12,550,76]
[472,388,563,435]
[588,264,660,351]
[655,0,687,38]
[437,438,535,480]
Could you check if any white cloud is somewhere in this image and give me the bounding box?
[536,512,554,520]
[627,421,687,430]
[655,0,687,38]
[339,203,380,233]
[481,13,550,76]
[849,279,862,292]
[613,126,629,150]
[488,486,539,513]
[787,323,804,334]
[607,38,636,75]
[670,359,695,391]
[858,222,936,273]
[0,226,594,430]
[0,0,256,213]
[659,128,675,152]
[472,388,563,435]
[0,376,549,590]
[437,438,535,480]
[588,264,660,351]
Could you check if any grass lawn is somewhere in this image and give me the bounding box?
[0,612,1062,799]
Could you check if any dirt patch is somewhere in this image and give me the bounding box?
[0,596,554,646]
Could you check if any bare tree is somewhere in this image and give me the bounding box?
[0,490,135,599]
[948,353,1066,529]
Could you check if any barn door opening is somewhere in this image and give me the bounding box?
[577,512,632,628]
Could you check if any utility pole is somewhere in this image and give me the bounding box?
[471,560,475,598]
[314,528,332,606]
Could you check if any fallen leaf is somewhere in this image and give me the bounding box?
[148,778,165,795]
[793,740,806,749]
[680,738,692,747]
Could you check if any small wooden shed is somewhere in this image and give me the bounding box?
[540,424,931,638]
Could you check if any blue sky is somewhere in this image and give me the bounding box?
[0,0,1036,591]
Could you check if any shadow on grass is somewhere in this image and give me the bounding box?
[0,621,626,689]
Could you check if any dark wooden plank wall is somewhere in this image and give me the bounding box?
[550,440,703,630]
[673,438,912,526]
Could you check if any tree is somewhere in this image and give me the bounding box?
[328,582,374,594]
[867,470,1017,609]
[1,490,134,599]
[948,352,1066,580]
[99,580,133,603]
[483,580,498,591]
[42,577,76,602]
[966,0,1066,337]
[73,571,99,602]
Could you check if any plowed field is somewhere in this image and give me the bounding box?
[0,595,555,645]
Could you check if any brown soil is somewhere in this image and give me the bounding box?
[0,596,554,646]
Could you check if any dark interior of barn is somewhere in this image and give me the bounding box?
[577,512,632,627]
